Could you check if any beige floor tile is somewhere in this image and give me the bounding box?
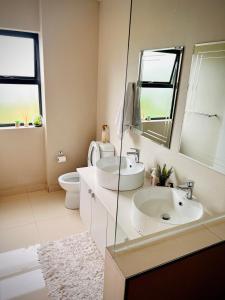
[28,190,64,201]
[0,223,40,252]
[0,196,35,229]
[0,191,86,251]
[28,190,50,199]
[0,193,28,203]
[36,212,86,243]
[29,190,73,221]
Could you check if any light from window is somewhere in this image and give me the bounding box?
[0,85,39,124]
[141,51,177,83]
[0,35,35,77]
[140,88,173,120]
[0,30,41,126]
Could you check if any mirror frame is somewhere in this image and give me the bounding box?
[131,46,184,148]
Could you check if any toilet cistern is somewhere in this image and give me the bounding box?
[127,148,140,163]
[177,180,194,200]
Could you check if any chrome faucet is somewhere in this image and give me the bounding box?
[177,180,194,200]
[126,148,140,163]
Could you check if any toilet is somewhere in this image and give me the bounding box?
[87,141,115,166]
[58,172,80,209]
[58,141,115,209]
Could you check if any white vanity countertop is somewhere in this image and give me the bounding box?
[77,166,150,240]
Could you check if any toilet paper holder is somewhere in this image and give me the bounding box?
[57,151,67,163]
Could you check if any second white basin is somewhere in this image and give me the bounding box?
[131,186,203,235]
[96,156,145,191]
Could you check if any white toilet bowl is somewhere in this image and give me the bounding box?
[58,172,80,209]
[58,141,114,209]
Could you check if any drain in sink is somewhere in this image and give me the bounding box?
[161,213,171,221]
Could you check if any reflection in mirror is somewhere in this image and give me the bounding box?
[133,47,183,148]
[180,41,225,174]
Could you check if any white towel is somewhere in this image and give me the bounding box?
[133,84,142,129]
[115,82,135,138]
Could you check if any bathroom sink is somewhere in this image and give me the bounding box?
[131,186,203,235]
[96,156,144,191]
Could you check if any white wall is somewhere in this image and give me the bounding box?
[97,0,225,213]
[0,0,40,31]
[0,0,46,193]
[97,0,131,149]
[0,0,99,192]
[40,0,99,189]
[0,0,98,191]
[1,0,225,208]
[0,128,46,192]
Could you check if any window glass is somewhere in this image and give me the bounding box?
[140,87,173,119]
[0,35,35,77]
[0,84,39,124]
[141,51,176,82]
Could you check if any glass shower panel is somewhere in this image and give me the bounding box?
[113,0,225,254]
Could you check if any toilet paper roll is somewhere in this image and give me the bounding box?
[57,156,66,163]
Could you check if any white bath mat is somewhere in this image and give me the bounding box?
[38,232,104,300]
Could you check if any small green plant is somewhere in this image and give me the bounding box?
[15,120,20,127]
[156,163,173,186]
[33,115,42,127]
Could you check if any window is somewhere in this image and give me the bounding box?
[0,30,42,126]
[138,49,182,120]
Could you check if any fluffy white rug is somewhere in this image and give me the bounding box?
[38,232,104,300]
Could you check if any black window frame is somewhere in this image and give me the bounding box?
[0,29,42,127]
[138,48,182,120]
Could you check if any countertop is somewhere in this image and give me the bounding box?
[78,167,225,278]
[108,216,225,278]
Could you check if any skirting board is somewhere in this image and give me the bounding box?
[47,183,62,192]
[0,183,47,197]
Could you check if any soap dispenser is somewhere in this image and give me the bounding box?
[150,168,158,186]
[101,124,110,143]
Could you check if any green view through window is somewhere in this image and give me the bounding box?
[0,30,42,126]
[138,49,180,120]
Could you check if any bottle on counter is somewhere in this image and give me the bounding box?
[150,168,158,186]
[101,124,110,143]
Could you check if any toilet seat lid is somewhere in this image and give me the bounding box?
[88,141,101,166]
[58,172,79,183]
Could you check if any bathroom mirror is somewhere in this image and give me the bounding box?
[132,47,183,148]
[180,41,225,174]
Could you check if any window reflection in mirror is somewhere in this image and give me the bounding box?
[133,47,183,148]
[180,41,225,174]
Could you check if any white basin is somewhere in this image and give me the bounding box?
[131,186,203,235]
[96,156,145,191]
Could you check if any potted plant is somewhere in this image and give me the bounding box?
[33,115,42,127]
[15,120,20,128]
[156,163,173,186]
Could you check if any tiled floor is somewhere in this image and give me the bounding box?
[0,190,86,252]
[0,190,87,299]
